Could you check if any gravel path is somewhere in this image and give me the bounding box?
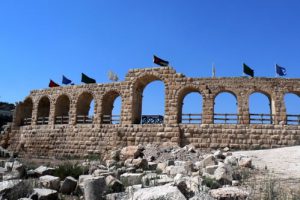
[233,146,300,180]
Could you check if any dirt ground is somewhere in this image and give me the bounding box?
[233,145,300,180]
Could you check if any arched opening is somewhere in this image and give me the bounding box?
[284,93,300,125]
[17,98,33,126]
[249,92,272,124]
[178,88,203,123]
[55,95,70,124]
[102,91,122,124]
[76,92,94,124]
[132,75,165,124]
[214,92,238,124]
[37,96,50,125]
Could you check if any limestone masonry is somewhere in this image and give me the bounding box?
[2,66,300,157]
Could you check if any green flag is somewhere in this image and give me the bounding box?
[81,73,96,84]
[243,63,254,77]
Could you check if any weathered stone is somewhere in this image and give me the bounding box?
[195,155,216,171]
[224,156,238,166]
[214,163,233,184]
[148,162,157,170]
[205,165,218,175]
[131,158,148,170]
[110,149,121,161]
[39,175,61,191]
[209,186,249,200]
[106,159,117,168]
[31,188,58,200]
[106,192,128,200]
[34,166,55,176]
[132,185,186,200]
[120,146,143,161]
[0,179,22,196]
[238,157,252,168]
[166,165,187,176]
[214,150,226,159]
[141,173,158,187]
[120,173,143,186]
[156,162,167,173]
[78,174,93,192]
[83,176,107,200]
[60,176,77,194]
[105,175,124,193]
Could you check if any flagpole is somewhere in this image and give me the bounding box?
[274,63,277,78]
[212,62,216,78]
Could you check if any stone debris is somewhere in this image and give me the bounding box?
[209,186,250,200]
[59,176,77,194]
[132,184,186,200]
[34,166,55,176]
[0,144,256,199]
[31,188,58,200]
[39,175,61,191]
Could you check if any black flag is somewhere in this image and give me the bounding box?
[153,55,169,66]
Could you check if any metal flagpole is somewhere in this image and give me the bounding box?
[275,63,278,78]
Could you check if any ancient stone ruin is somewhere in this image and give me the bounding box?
[3,66,300,157]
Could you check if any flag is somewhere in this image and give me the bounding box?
[49,80,60,87]
[243,63,254,77]
[276,64,287,76]
[62,75,72,85]
[153,55,169,66]
[81,73,96,84]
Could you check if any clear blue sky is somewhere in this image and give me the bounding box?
[0,0,300,116]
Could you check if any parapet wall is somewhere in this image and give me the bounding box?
[3,66,300,157]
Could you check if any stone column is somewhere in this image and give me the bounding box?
[48,99,55,126]
[31,101,37,126]
[238,91,250,124]
[202,95,214,124]
[69,98,76,125]
[273,91,286,125]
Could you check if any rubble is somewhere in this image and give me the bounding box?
[0,144,256,199]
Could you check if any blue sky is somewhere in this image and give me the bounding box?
[0,0,299,116]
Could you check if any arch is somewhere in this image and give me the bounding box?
[76,92,95,124]
[37,96,50,125]
[132,74,166,124]
[249,91,272,124]
[284,92,300,125]
[214,91,238,124]
[102,90,122,124]
[54,94,70,124]
[177,86,203,123]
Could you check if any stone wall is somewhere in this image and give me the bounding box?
[4,66,300,157]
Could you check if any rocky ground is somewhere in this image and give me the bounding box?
[0,144,300,200]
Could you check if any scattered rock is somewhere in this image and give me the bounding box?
[238,157,252,168]
[120,173,143,187]
[120,146,144,161]
[224,156,238,166]
[31,188,58,200]
[156,162,167,173]
[106,175,124,193]
[166,165,188,176]
[34,166,55,176]
[132,184,186,200]
[39,175,61,191]
[83,176,107,200]
[209,186,249,200]
[214,163,233,184]
[60,176,77,194]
